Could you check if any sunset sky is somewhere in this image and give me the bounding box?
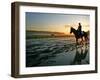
[26,12,90,35]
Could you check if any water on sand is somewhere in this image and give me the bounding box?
[26,37,89,67]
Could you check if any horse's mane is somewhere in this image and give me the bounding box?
[71,27,77,31]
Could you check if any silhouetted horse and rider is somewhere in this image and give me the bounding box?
[70,23,89,45]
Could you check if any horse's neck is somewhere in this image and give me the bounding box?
[72,29,77,35]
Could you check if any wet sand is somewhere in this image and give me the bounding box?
[26,37,89,67]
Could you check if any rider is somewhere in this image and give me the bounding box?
[77,23,82,35]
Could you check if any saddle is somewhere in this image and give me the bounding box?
[77,31,84,36]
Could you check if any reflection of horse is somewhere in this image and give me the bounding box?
[71,46,88,65]
[70,27,89,45]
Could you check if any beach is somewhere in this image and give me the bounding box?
[26,35,89,67]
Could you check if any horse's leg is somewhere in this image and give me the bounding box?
[80,37,83,45]
[84,36,88,45]
[81,37,84,45]
[84,37,87,45]
[76,38,78,45]
[87,36,89,43]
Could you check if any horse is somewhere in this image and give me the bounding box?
[70,27,89,45]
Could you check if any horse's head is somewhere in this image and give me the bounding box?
[70,27,73,34]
